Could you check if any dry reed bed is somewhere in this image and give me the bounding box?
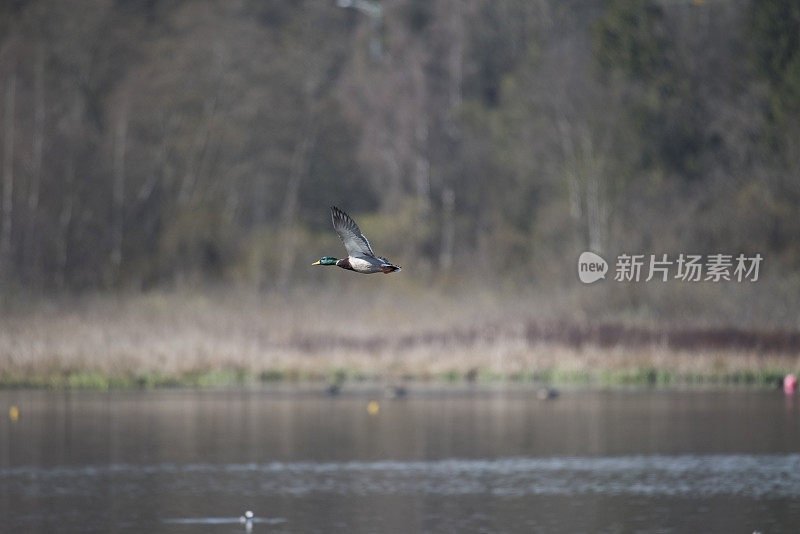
[0,292,798,387]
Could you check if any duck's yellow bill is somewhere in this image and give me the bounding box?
[311,261,321,265]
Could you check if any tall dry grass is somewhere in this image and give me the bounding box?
[0,288,798,387]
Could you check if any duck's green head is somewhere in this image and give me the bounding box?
[312,256,338,266]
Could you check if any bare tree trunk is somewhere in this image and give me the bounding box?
[56,92,84,290]
[446,0,464,116]
[411,68,431,263]
[1,72,16,276]
[178,96,216,206]
[24,44,45,284]
[412,103,431,210]
[111,108,128,285]
[253,173,268,228]
[586,172,602,252]
[439,186,455,271]
[136,117,166,203]
[275,132,313,291]
[56,157,75,290]
[556,116,582,220]
[580,127,607,253]
[439,0,463,273]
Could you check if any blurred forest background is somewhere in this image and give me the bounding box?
[0,0,799,325]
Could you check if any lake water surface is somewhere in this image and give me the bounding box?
[2,387,800,533]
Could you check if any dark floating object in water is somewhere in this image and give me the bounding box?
[385,385,408,399]
[537,387,559,400]
[465,368,479,383]
[326,383,341,396]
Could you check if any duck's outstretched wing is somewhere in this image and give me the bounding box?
[331,206,375,258]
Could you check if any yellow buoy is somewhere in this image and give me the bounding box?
[366,400,380,416]
[9,405,19,422]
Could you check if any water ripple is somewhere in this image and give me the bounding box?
[3,454,800,499]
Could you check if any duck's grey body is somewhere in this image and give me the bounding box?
[327,206,401,274]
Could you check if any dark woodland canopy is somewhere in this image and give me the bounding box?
[0,0,798,291]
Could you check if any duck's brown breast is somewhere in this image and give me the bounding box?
[336,258,355,271]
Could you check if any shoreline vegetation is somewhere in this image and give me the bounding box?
[1,291,797,390]
[1,2,799,394]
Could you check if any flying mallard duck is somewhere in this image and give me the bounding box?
[313,206,401,274]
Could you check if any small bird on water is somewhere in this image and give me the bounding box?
[239,510,254,532]
[313,206,401,274]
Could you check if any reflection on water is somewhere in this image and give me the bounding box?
[5,454,800,498]
[1,388,800,533]
[163,517,286,525]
